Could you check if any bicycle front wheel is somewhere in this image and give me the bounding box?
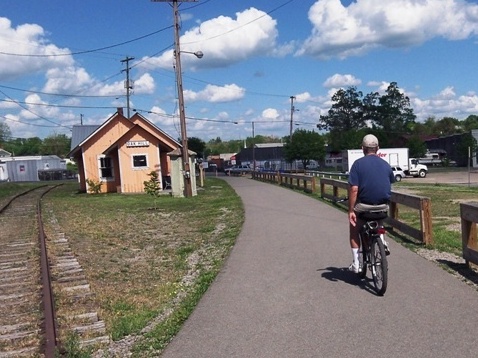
[370,235,388,295]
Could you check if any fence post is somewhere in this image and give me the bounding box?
[460,203,478,269]
[420,198,433,245]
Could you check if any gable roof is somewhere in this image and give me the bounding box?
[68,110,182,158]
[0,148,12,157]
[70,125,99,150]
[68,111,127,157]
[255,143,284,148]
[130,112,180,147]
[102,123,179,155]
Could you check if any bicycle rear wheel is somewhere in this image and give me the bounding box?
[358,235,367,279]
[370,235,388,295]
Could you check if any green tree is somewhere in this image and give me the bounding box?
[456,132,477,166]
[328,129,368,151]
[0,122,11,146]
[188,137,206,158]
[283,129,325,168]
[318,86,366,132]
[373,82,416,139]
[411,117,436,136]
[435,117,461,135]
[41,133,71,157]
[4,137,42,156]
[407,135,427,158]
[462,115,478,131]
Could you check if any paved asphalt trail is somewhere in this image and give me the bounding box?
[162,176,478,358]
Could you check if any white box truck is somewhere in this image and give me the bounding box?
[342,148,428,178]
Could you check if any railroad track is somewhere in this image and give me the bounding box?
[0,186,109,357]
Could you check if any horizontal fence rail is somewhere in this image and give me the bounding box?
[251,172,433,245]
[320,178,433,245]
[460,203,478,268]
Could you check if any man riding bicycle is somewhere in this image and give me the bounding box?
[348,134,394,273]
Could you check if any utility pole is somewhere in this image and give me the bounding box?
[252,122,256,171]
[290,96,296,141]
[152,0,196,197]
[121,56,135,119]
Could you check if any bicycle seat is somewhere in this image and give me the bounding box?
[358,210,388,221]
[356,203,388,221]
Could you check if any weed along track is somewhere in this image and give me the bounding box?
[0,186,108,357]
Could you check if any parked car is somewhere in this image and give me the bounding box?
[225,165,252,176]
[391,166,406,182]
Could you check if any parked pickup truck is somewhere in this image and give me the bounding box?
[225,165,252,176]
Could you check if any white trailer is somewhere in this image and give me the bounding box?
[342,148,428,178]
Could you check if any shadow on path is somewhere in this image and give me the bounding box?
[319,266,382,296]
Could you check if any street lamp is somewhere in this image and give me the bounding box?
[174,47,202,197]
[181,50,204,59]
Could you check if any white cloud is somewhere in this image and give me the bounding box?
[298,0,478,59]
[133,73,155,94]
[0,17,73,81]
[43,66,94,94]
[184,84,245,103]
[139,7,281,71]
[413,88,478,121]
[261,108,280,120]
[323,74,361,88]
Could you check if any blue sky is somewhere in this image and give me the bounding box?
[1,0,478,143]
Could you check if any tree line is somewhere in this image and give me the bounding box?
[2,81,477,163]
[0,123,71,157]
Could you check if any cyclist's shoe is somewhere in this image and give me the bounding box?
[348,263,361,273]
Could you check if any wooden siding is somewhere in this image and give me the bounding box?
[81,114,133,193]
[72,110,179,194]
[116,127,162,193]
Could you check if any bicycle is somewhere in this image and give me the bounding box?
[356,206,389,296]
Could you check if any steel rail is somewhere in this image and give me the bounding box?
[37,185,62,356]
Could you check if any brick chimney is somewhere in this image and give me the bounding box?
[117,107,124,116]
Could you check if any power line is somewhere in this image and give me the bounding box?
[0,99,118,110]
[0,85,124,99]
[0,25,174,58]
[0,90,71,129]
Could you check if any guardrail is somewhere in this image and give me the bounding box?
[252,171,317,193]
[320,178,433,245]
[251,172,433,245]
[460,203,478,268]
[279,173,316,193]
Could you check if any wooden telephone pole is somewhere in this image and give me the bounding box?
[152,0,197,197]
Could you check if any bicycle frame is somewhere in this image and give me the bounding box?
[358,218,388,296]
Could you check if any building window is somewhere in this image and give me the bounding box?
[132,154,148,168]
[99,156,113,179]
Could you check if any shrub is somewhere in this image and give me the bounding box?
[85,178,103,194]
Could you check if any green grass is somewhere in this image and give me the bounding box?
[38,177,243,357]
[0,181,47,207]
[302,178,475,255]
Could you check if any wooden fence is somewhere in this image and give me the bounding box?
[252,172,433,244]
[460,203,478,268]
[320,178,433,245]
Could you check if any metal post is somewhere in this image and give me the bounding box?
[252,122,255,171]
[290,96,295,141]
